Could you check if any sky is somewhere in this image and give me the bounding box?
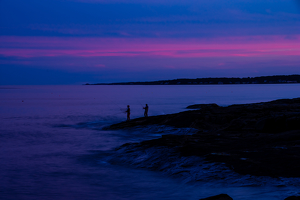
[0,0,300,84]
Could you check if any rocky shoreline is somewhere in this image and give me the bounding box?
[199,194,300,200]
[108,98,300,178]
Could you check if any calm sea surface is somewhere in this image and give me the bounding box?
[0,85,300,200]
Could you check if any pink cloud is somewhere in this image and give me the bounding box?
[0,35,299,59]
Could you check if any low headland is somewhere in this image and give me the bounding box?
[108,97,300,178]
[86,74,300,85]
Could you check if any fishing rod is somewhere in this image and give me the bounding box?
[137,95,166,115]
[110,99,126,111]
[111,111,127,115]
[137,100,145,108]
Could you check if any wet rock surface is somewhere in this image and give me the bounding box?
[108,98,300,178]
[285,196,300,200]
[199,194,233,200]
[198,194,299,200]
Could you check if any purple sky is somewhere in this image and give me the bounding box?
[0,0,300,84]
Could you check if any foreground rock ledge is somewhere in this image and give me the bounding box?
[108,98,300,178]
[199,194,233,200]
[198,194,300,200]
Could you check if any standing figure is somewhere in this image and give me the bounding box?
[143,104,149,117]
[126,105,130,121]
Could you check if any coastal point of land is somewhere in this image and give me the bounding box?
[109,98,300,178]
[87,74,300,85]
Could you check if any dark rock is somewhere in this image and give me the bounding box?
[225,118,247,131]
[255,116,287,133]
[286,116,300,130]
[186,103,220,109]
[199,194,233,200]
[284,196,300,200]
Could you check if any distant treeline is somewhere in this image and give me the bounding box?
[86,75,300,85]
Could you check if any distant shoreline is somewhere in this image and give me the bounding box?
[85,74,300,85]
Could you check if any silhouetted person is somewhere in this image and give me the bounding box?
[126,105,130,121]
[143,104,148,117]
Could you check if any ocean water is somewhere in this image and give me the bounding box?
[0,84,300,200]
